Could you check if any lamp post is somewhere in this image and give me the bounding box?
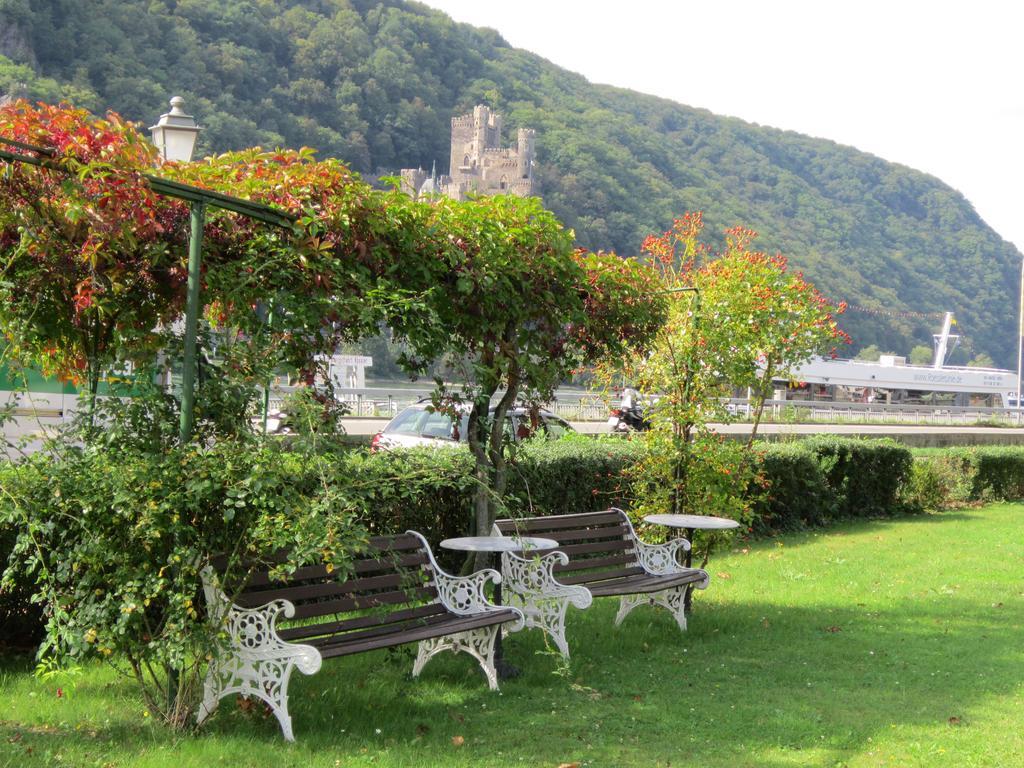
[1017,257,1023,423]
[149,96,201,163]
[150,97,204,443]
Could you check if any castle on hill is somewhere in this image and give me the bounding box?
[400,105,537,200]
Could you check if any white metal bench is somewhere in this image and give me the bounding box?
[493,508,709,658]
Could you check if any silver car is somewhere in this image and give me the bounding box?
[371,401,573,451]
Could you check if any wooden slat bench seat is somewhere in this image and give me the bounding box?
[493,508,709,658]
[197,530,523,741]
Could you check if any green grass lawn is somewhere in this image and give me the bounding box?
[3,504,1024,767]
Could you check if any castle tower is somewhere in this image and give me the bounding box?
[450,111,475,174]
[473,105,487,163]
[399,167,428,197]
[405,105,538,201]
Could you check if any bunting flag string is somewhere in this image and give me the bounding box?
[828,299,947,321]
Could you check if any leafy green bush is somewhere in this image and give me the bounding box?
[332,436,641,570]
[917,447,1024,505]
[900,459,955,513]
[0,442,368,728]
[968,447,1024,501]
[343,447,477,545]
[0,462,44,650]
[506,435,643,516]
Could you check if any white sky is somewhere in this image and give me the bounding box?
[423,0,1024,254]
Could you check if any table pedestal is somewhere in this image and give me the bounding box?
[492,580,519,679]
[682,526,696,613]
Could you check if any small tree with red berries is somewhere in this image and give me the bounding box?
[623,213,848,532]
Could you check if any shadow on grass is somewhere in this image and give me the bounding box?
[1,505,1021,767]
[1,589,1021,767]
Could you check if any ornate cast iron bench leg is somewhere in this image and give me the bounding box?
[412,624,502,691]
[498,550,593,660]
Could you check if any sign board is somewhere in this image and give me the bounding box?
[333,355,373,367]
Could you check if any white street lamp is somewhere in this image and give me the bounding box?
[149,96,201,162]
[1017,256,1023,422]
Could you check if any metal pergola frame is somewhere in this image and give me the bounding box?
[0,136,297,442]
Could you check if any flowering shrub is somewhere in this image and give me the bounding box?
[0,102,185,386]
[0,102,442,415]
[393,194,667,565]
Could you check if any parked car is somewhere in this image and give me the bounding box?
[371,400,573,451]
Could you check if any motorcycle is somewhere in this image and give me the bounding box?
[607,388,652,432]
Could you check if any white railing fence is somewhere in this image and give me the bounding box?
[267,388,1024,426]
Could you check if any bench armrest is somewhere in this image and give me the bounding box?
[632,538,691,576]
[201,567,322,674]
[405,531,525,629]
[435,568,502,614]
[501,551,593,610]
[619,513,692,576]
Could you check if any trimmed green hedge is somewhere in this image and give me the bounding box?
[751,438,914,533]
[800,436,914,519]
[749,443,832,533]
[4,437,1023,652]
[343,436,916,540]
[909,446,1024,509]
[338,435,641,570]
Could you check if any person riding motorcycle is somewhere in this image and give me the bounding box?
[608,386,652,432]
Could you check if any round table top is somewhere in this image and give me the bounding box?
[643,514,741,530]
[439,535,560,553]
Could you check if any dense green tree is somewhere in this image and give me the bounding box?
[909,344,933,365]
[856,345,883,362]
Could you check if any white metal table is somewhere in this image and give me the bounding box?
[643,514,740,610]
[439,536,559,555]
[439,535,558,678]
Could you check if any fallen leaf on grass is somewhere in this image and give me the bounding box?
[557,763,581,768]
[451,735,465,747]
[825,625,842,633]
[948,716,962,726]
[415,723,429,736]
[717,572,732,580]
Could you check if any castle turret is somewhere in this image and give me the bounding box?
[399,168,427,197]
[472,105,489,161]
[517,128,535,180]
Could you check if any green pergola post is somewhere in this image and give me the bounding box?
[0,136,297,446]
[178,201,205,443]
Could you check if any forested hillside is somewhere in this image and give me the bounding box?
[1,0,1019,364]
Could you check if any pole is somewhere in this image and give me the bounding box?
[178,201,205,443]
[262,306,274,434]
[1017,257,1023,424]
